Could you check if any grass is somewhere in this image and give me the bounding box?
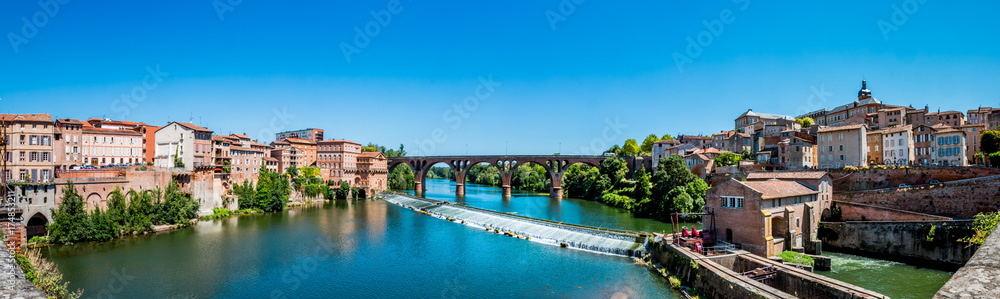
[15,249,83,298]
[777,250,815,267]
[199,208,263,220]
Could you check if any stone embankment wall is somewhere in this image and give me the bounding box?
[819,221,976,270]
[0,244,46,298]
[936,225,1000,298]
[831,200,952,222]
[833,174,1000,218]
[828,166,1000,191]
[650,242,885,299]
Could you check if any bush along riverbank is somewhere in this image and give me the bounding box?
[12,249,82,299]
[44,180,200,245]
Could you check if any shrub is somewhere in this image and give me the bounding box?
[16,249,82,298]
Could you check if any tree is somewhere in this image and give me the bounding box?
[599,156,628,189]
[604,145,623,156]
[633,168,652,200]
[126,189,155,233]
[173,146,184,168]
[714,152,741,167]
[300,167,320,178]
[389,165,416,190]
[661,135,675,141]
[48,182,91,243]
[89,206,118,242]
[623,139,641,156]
[796,117,815,128]
[641,134,660,155]
[337,181,351,199]
[106,188,128,231]
[981,131,1000,155]
[741,148,753,161]
[385,144,407,158]
[285,166,299,178]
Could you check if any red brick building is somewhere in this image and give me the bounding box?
[706,178,821,257]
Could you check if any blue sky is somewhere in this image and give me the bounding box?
[2,1,999,155]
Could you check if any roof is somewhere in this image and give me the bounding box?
[738,110,795,121]
[817,123,866,133]
[263,157,278,162]
[157,121,212,133]
[936,127,964,134]
[231,133,251,140]
[0,113,53,123]
[359,151,386,159]
[283,137,317,145]
[82,126,142,135]
[653,139,681,145]
[739,180,819,199]
[56,118,85,125]
[701,147,724,154]
[317,139,361,145]
[746,171,829,180]
[882,124,913,134]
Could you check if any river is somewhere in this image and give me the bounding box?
[40,179,680,298]
[39,178,953,298]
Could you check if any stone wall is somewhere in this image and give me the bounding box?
[819,221,977,270]
[936,225,1000,298]
[650,242,885,298]
[833,175,1000,218]
[828,166,1000,191]
[0,245,46,298]
[829,200,953,222]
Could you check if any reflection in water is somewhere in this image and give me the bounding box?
[41,180,685,298]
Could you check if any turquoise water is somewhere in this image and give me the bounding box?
[41,179,682,298]
[816,251,953,299]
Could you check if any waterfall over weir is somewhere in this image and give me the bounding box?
[383,193,650,258]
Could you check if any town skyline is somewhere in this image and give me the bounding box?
[3,1,1000,155]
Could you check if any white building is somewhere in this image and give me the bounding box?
[882,125,914,166]
[154,122,214,170]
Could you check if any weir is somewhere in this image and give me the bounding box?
[383,193,650,258]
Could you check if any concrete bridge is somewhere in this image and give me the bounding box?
[388,155,641,198]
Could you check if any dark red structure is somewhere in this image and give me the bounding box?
[388,155,640,198]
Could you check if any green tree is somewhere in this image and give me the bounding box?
[337,181,351,199]
[88,207,118,242]
[714,152,741,167]
[48,182,91,243]
[285,166,299,178]
[796,117,815,128]
[981,131,1000,155]
[599,156,628,189]
[384,144,407,158]
[604,144,624,156]
[623,139,641,156]
[632,168,652,200]
[641,134,660,155]
[126,189,155,233]
[661,135,675,141]
[389,165,416,190]
[106,188,128,229]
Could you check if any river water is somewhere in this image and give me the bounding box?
[40,179,680,298]
[39,178,952,298]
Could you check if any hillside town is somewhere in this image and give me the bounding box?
[651,80,1000,178]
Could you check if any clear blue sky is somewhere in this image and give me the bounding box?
[2,1,999,155]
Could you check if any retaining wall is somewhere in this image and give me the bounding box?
[936,225,1000,298]
[833,174,1000,218]
[830,200,953,222]
[819,221,976,270]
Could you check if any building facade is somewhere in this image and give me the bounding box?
[81,126,144,166]
[881,125,914,166]
[276,128,324,142]
[913,125,937,165]
[961,124,987,166]
[317,139,362,183]
[817,124,868,168]
[2,114,55,183]
[936,128,967,166]
[706,178,821,257]
[53,119,85,171]
[153,122,214,170]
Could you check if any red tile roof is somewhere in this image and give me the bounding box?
[739,180,819,199]
[175,122,212,132]
[82,126,142,135]
[56,118,85,125]
[0,113,53,123]
[817,123,866,133]
[283,137,317,145]
[318,139,361,145]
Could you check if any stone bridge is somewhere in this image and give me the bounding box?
[388,155,638,198]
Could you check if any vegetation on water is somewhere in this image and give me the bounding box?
[47,180,200,244]
[777,250,815,267]
[233,167,292,212]
[959,211,1000,245]
[14,249,82,299]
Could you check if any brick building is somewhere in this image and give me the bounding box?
[317,139,362,183]
[276,128,324,143]
[706,178,821,257]
[53,118,85,171]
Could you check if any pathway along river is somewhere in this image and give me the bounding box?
[39,178,951,298]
